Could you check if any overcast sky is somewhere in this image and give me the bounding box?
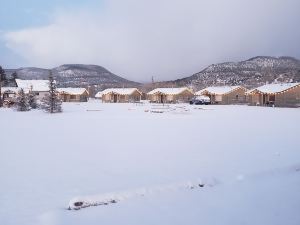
[1,0,300,82]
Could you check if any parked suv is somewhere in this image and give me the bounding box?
[189,95,211,105]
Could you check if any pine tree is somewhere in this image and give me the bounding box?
[15,88,30,111]
[41,72,62,113]
[11,72,18,87]
[0,66,6,107]
[28,89,38,109]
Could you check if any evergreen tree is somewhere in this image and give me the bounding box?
[0,66,6,107]
[11,72,18,87]
[15,88,30,111]
[28,89,38,109]
[41,72,62,113]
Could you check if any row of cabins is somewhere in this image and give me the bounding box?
[2,79,300,107]
[95,87,195,104]
[96,83,300,107]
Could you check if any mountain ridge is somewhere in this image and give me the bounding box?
[154,56,300,90]
[4,64,140,96]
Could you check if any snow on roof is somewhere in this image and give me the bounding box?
[195,86,244,95]
[249,83,300,94]
[245,88,256,95]
[100,88,141,96]
[15,79,49,92]
[95,91,102,98]
[148,87,193,95]
[57,88,88,95]
[1,87,19,93]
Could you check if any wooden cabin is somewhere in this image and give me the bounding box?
[57,88,89,102]
[147,88,194,103]
[195,86,247,105]
[99,88,142,103]
[247,83,300,107]
[15,79,49,100]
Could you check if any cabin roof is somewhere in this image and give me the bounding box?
[249,83,300,94]
[97,88,141,96]
[15,79,49,92]
[148,87,193,95]
[196,86,245,95]
[1,87,19,93]
[57,88,88,95]
[95,91,102,98]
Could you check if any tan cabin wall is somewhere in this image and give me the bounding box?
[221,88,247,105]
[247,85,300,107]
[60,92,89,102]
[147,94,166,103]
[248,93,262,106]
[102,90,141,103]
[148,90,193,103]
[202,88,246,105]
[174,90,194,103]
[274,85,300,107]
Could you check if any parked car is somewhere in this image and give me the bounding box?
[189,95,211,105]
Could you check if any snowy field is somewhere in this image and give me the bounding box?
[1,101,300,225]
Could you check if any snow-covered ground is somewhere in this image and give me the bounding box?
[1,101,300,225]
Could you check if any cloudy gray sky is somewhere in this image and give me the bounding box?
[1,0,300,82]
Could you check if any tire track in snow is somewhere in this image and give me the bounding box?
[68,163,300,210]
[68,178,219,210]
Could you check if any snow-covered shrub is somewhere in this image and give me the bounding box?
[27,91,38,109]
[15,88,30,111]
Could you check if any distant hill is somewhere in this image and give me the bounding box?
[151,56,300,90]
[4,64,140,96]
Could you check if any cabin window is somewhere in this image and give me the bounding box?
[236,95,239,100]
[70,95,76,100]
[269,95,275,102]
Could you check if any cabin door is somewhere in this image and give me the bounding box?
[160,95,164,103]
[262,94,268,105]
[113,94,118,103]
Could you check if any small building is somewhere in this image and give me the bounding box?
[147,87,194,103]
[1,87,19,106]
[15,79,49,100]
[247,83,300,107]
[195,86,247,105]
[57,88,89,102]
[99,88,142,103]
[95,91,103,100]
[1,87,18,100]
